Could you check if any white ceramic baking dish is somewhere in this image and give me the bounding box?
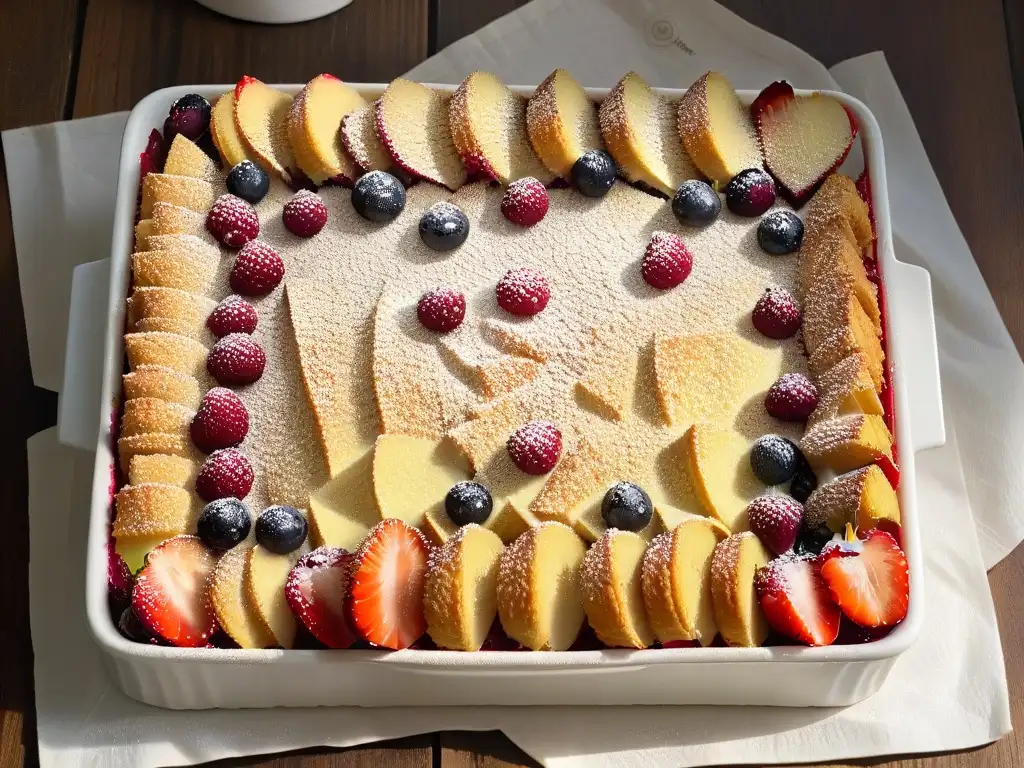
[67,82,945,710]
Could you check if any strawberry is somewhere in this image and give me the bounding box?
[876,453,901,489]
[501,177,549,227]
[765,373,818,421]
[749,80,793,125]
[820,528,909,628]
[230,240,284,296]
[196,448,253,502]
[348,519,430,650]
[130,535,217,647]
[417,287,466,332]
[206,333,266,386]
[206,194,260,249]
[496,267,551,316]
[190,387,249,453]
[755,554,840,646]
[283,190,328,237]
[206,295,258,338]
[285,546,357,649]
[108,546,134,617]
[752,287,801,339]
[506,420,562,475]
[641,231,693,290]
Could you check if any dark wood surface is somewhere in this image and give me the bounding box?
[1,0,1022,766]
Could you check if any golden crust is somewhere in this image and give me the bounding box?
[123,365,202,409]
[117,432,196,472]
[580,529,654,648]
[526,69,602,179]
[112,483,196,539]
[140,173,216,220]
[124,332,210,381]
[710,531,771,647]
[127,453,199,488]
[120,397,195,439]
[212,548,276,649]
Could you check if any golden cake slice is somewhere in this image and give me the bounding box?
[133,316,215,346]
[641,513,729,644]
[480,318,549,363]
[526,68,603,179]
[439,342,542,402]
[580,529,654,649]
[800,413,893,474]
[796,226,880,331]
[424,524,505,651]
[654,332,782,428]
[288,74,366,185]
[113,483,196,541]
[446,393,535,473]
[528,438,610,525]
[377,79,467,190]
[710,531,771,647]
[805,464,900,533]
[685,423,762,532]
[246,541,311,648]
[677,71,762,186]
[808,353,884,428]
[372,435,471,530]
[131,248,221,294]
[234,76,296,183]
[210,91,252,168]
[804,172,873,249]
[151,202,207,239]
[145,234,221,258]
[124,332,210,381]
[163,134,220,182]
[308,448,381,550]
[134,219,154,250]
[127,286,217,329]
[449,71,555,184]
[117,432,195,472]
[339,102,392,172]
[128,454,199,488]
[802,270,881,359]
[140,174,216,220]
[123,366,202,409]
[120,397,194,439]
[599,71,701,196]
[808,322,885,392]
[211,548,276,649]
[573,327,639,421]
[497,522,587,650]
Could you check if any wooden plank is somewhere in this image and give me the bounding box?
[434,0,524,51]
[199,735,434,767]
[0,0,83,765]
[72,0,430,118]
[1007,0,1024,132]
[441,732,538,768]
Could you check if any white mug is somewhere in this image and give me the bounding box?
[195,0,354,24]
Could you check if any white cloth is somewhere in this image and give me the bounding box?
[6,0,1017,765]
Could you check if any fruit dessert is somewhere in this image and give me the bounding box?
[109,72,908,653]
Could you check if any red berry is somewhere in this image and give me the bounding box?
[747,494,805,555]
[190,387,249,453]
[139,129,166,178]
[283,189,328,237]
[206,295,258,337]
[284,547,358,649]
[196,448,254,502]
[206,194,259,249]
[820,529,909,628]
[131,536,217,647]
[755,554,840,646]
[501,177,549,226]
[417,287,466,332]
[108,546,133,615]
[765,373,818,421]
[207,333,266,386]
[641,231,692,290]
[506,420,562,475]
[496,267,550,316]
[752,288,801,339]
[230,240,284,296]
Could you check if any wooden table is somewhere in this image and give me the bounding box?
[1,0,1021,765]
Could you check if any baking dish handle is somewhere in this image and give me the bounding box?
[887,260,945,452]
[58,258,111,451]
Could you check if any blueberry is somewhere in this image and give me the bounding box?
[197,497,252,550]
[794,524,834,557]
[749,434,801,485]
[757,210,804,254]
[165,93,211,142]
[226,160,271,204]
[601,482,653,532]
[724,168,776,217]
[171,93,212,118]
[571,150,616,198]
[445,481,493,526]
[118,608,153,643]
[352,170,406,222]
[255,505,308,554]
[789,463,818,503]
[419,202,470,251]
[672,180,721,227]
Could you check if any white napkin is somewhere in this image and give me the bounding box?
[8,0,1018,765]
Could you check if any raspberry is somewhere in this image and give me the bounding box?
[206,194,259,249]
[752,288,801,339]
[496,267,550,316]
[196,448,254,502]
[501,177,549,226]
[230,241,284,296]
[206,295,258,338]
[190,387,249,453]
[641,231,692,290]
[283,190,328,237]
[506,420,562,475]
[747,494,805,554]
[765,373,818,421]
[417,287,466,332]
[207,334,266,386]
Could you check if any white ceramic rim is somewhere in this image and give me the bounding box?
[84,83,927,673]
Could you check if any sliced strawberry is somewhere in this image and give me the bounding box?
[348,519,430,650]
[750,80,794,126]
[285,546,357,649]
[876,453,900,489]
[131,535,218,647]
[820,529,909,628]
[755,555,840,646]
